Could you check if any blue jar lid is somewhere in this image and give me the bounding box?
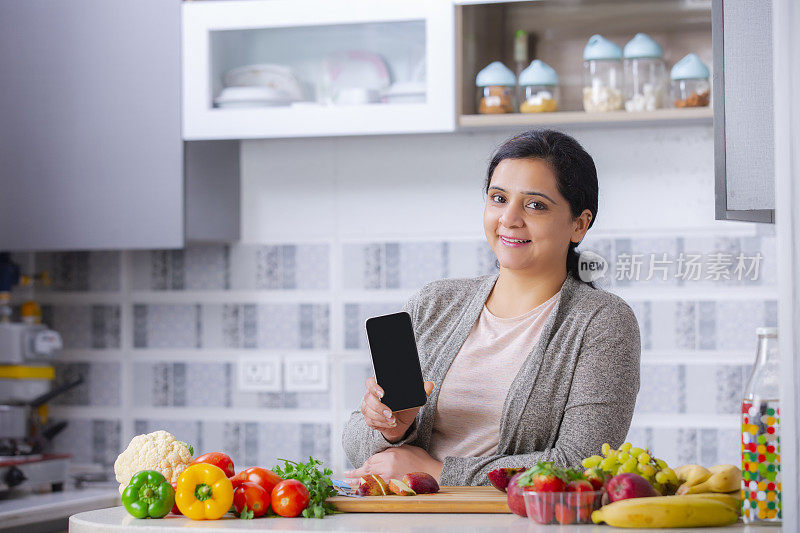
[623,33,663,59]
[476,61,516,87]
[670,53,710,80]
[519,60,559,86]
[583,34,622,61]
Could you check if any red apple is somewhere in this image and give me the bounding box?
[606,473,659,502]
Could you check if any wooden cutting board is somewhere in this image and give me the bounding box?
[328,486,511,513]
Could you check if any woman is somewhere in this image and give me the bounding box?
[342,129,641,486]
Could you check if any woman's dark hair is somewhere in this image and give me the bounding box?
[484,129,599,284]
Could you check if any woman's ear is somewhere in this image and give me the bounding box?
[571,209,593,244]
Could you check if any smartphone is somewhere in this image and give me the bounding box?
[365,311,427,412]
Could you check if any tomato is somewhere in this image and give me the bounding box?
[231,467,282,495]
[191,452,235,478]
[271,479,310,518]
[233,481,270,518]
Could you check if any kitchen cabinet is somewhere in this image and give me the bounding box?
[182,0,455,140]
[455,0,714,129]
[712,0,775,223]
[0,0,239,252]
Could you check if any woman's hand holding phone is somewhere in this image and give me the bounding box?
[361,376,434,443]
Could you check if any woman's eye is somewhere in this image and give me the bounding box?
[490,194,505,203]
[527,201,546,210]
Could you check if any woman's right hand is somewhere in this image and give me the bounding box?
[361,377,434,444]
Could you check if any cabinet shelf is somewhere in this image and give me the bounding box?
[458,107,713,130]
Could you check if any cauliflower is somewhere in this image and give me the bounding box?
[114,430,194,494]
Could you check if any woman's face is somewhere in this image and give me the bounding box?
[483,158,591,276]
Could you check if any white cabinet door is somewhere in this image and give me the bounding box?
[0,0,184,251]
[183,0,455,139]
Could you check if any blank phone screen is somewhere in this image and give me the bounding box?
[365,312,427,412]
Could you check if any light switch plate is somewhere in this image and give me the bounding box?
[237,355,282,392]
[284,355,328,392]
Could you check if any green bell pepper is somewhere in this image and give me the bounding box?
[122,470,175,519]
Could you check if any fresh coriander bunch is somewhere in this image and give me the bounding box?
[273,456,337,518]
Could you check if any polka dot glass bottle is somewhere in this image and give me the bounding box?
[741,327,781,524]
[741,399,780,522]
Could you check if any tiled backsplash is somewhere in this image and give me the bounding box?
[16,126,778,477]
[35,230,776,476]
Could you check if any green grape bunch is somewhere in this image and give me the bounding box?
[581,442,680,495]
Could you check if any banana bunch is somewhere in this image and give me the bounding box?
[591,494,739,528]
[674,464,741,495]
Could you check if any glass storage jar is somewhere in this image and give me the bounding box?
[623,33,666,112]
[670,53,710,108]
[476,61,516,114]
[582,34,623,112]
[518,60,559,113]
[741,327,781,524]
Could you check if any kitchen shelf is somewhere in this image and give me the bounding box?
[458,107,713,129]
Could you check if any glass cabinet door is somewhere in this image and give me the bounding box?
[183,0,455,139]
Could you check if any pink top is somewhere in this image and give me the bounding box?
[428,290,561,462]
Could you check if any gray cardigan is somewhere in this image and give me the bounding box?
[342,272,641,486]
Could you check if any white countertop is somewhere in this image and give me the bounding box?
[0,487,120,530]
[70,507,775,533]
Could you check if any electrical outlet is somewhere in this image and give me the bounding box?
[237,356,281,392]
[284,355,328,392]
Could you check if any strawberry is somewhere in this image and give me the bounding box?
[515,462,568,492]
[566,479,594,492]
[583,466,609,491]
[554,502,576,524]
[525,492,554,523]
[576,502,593,522]
[566,479,596,517]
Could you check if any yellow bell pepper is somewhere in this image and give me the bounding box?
[175,463,233,520]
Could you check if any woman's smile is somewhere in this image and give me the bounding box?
[499,235,532,247]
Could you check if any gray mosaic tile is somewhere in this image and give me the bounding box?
[715,301,769,351]
[184,362,231,407]
[717,428,741,465]
[294,244,330,289]
[184,245,228,290]
[636,365,681,414]
[714,365,749,414]
[53,418,120,469]
[42,304,120,349]
[52,361,121,407]
[132,419,203,454]
[132,304,200,348]
[674,302,696,350]
[699,429,719,466]
[344,302,404,350]
[628,301,651,350]
[342,360,373,412]
[35,251,121,292]
[399,242,447,289]
[697,301,716,350]
[363,244,383,289]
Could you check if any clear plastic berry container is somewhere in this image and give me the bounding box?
[522,490,604,525]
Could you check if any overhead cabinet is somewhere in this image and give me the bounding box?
[0,0,238,251]
[712,0,775,223]
[182,0,456,139]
